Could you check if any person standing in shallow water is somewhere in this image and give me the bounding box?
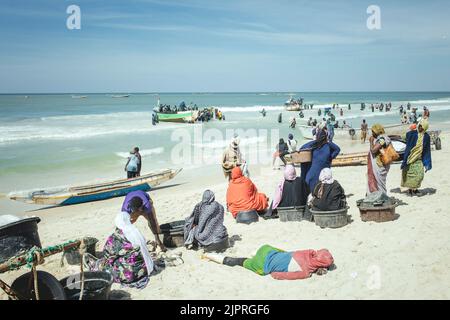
[125,147,141,178]
[361,119,368,143]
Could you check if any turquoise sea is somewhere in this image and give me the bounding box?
[1,92,450,214]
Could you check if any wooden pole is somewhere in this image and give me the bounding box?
[0,240,82,274]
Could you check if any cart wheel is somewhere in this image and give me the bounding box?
[435,137,442,150]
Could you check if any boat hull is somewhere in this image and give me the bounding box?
[156,111,196,123]
[9,169,182,206]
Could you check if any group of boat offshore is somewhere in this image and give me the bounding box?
[0,95,441,300]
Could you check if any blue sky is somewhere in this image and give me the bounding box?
[0,0,449,92]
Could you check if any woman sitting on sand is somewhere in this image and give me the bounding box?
[226,167,268,218]
[184,190,229,252]
[203,244,334,280]
[310,168,346,211]
[367,124,392,195]
[299,129,341,192]
[401,119,432,196]
[86,211,154,289]
[264,164,309,219]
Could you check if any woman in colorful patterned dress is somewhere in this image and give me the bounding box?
[87,211,154,289]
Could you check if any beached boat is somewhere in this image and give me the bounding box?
[284,95,303,111]
[332,152,368,167]
[156,111,198,123]
[299,123,410,141]
[8,168,182,206]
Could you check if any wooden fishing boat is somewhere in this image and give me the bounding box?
[332,152,368,167]
[8,168,182,206]
[156,111,198,123]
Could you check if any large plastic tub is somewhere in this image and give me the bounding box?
[310,207,349,229]
[236,210,259,224]
[10,271,66,300]
[277,206,306,222]
[0,217,41,263]
[60,271,113,300]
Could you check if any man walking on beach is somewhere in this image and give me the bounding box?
[361,119,368,143]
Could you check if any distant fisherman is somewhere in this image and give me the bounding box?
[125,147,141,178]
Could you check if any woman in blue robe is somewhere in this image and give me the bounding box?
[299,129,341,193]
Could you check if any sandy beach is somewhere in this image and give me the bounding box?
[1,132,449,300]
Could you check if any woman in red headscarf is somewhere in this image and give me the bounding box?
[226,167,268,218]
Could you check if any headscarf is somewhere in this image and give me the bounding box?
[114,211,154,275]
[418,118,429,132]
[315,168,334,199]
[272,165,296,210]
[310,249,334,269]
[231,166,243,180]
[184,190,227,246]
[319,168,334,185]
[371,124,385,136]
[312,129,328,149]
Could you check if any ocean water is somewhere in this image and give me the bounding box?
[1,92,450,201]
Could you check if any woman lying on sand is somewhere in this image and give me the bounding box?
[85,210,155,289]
[226,167,268,218]
[184,190,229,252]
[310,168,347,211]
[203,245,334,280]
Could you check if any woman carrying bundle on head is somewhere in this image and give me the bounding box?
[367,124,395,195]
[299,129,341,193]
[184,190,229,252]
[401,119,432,196]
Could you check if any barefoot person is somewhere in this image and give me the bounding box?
[203,244,334,280]
[124,147,141,178]
[367,124,391,195]
[361,119,368,143]
[86,210,155,288]
[401,119,432,196]
[121,190,166,252]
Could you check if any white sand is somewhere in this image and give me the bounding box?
[1,133,450,300]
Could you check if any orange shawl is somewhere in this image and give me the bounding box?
[226,167,268,217]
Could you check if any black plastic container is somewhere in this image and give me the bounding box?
[10,271,66,300]
[64,237,99,265]
[236,210,259,224]
[59,271,113,300]
[277,206,306,222]
[160,220,185,248]
[0,217,41,264]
